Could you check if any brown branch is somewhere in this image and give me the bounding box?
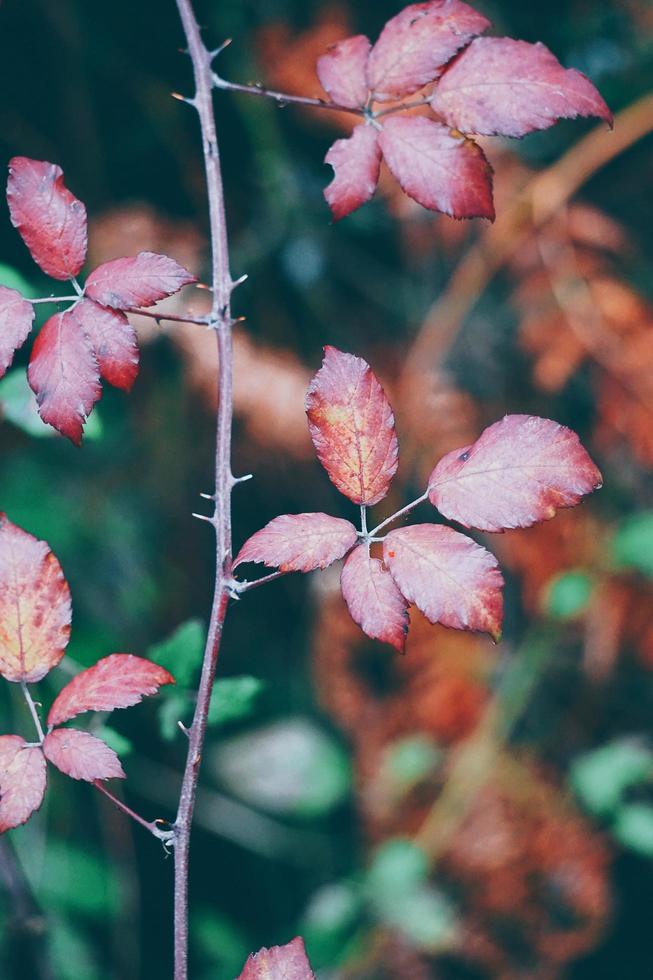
[173,3,240,978]
[212,71,366,117]
[124,307,210,326]
[92,780,173,842]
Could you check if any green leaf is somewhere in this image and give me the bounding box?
[0,262,36,297]
[207,676,264,728]
[38,841,121,919]
[366,839,457,951]
[301,882,362,968]
[96,725,133,757]
[610,512,653,578]
[214,719,351,818]
[545,570,593,618]
[149,619,205,688]
[383,735,442,789]
[0,369,103,441]
[614,803,653,857]
[570,739,653,818]
[192,908,249,977]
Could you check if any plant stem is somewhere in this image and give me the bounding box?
[20,681,45,743]
[174,2,239,978]
[30,296,79,304]
[93,781,174,842]
[235,569,287,593]
[368,491,429,537]
[124,307,211,326]
[212,72,366,117]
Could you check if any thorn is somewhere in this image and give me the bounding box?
[194,282,211,290]
[209,38,232,60]
[171,92,195,105]
[192,512,215,525]
[231,273,248,290]
[177,721,190,737]
[233,315,247,326]
[199,491,215,500]
[232,473,253,485]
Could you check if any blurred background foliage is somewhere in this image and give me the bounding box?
[0,0,652,977]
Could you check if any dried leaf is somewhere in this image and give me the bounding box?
[27,308,101,444]
[317,34,371,108]
[0,287,34,378]
[367,0,491,101]
[237,936,315,980]
[306,346,399,505]
[73,299,139,391]
[234,513,358,573]
[0,516,71,683]
[48,654,175,728]
[7,157,87,280]
[0,737,47,833]
[378,116,494,219]
[432,37,612,137]
[383,524,503,640]
[43,729,125,782]
[85,251,196,309]
[428,415,602,531]
[341,544,409,652]
[324,124,382,220]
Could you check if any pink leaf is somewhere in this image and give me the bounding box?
[317,35,371,108]
[0,736,47,833]
[367,0,491,102]
[234,513,358,573]
[324,124,382,221]
[306,346,399,506]
[237,937,315,980]
[27,308,101,444]
[7,158,87,280]
[378,116,494,219]
[73,298,139,391]
[428,415,603,532]
[0,286,35,378]
[48,654,175,728]
[432,37,612,137]
[85,252,196,310]
[383,524,503,640]
[43,729,125,782]
[0,516,71,684]
[341,545,409,652]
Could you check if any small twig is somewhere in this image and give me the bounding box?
[212,72,366,118]
[234,569,288,594]
[124,307,211,326]
[92,781,174,843]
[368,491,429,538]
[20,681,45,743]
[30,295,79,305]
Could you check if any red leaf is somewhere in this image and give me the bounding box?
[306,346,399,505]
[0,516,71,684]
[43,729,125,782]
[428,415,603,532]
[0,736,47,833]
[48,654,175,728]
[237,937,315,980]
[317,35,371,108]
[234,513,358,573]
[341,544,409,652]
[7,158,87,280]
[324,124,382,221]
[379,116,494,219]
[0,286,34,378]
[432,37,613,137]
[72,298,139,391]
[383,524,503,640]
[367,0,491,102]
[85,252,196,310]
[27,308,101,444]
